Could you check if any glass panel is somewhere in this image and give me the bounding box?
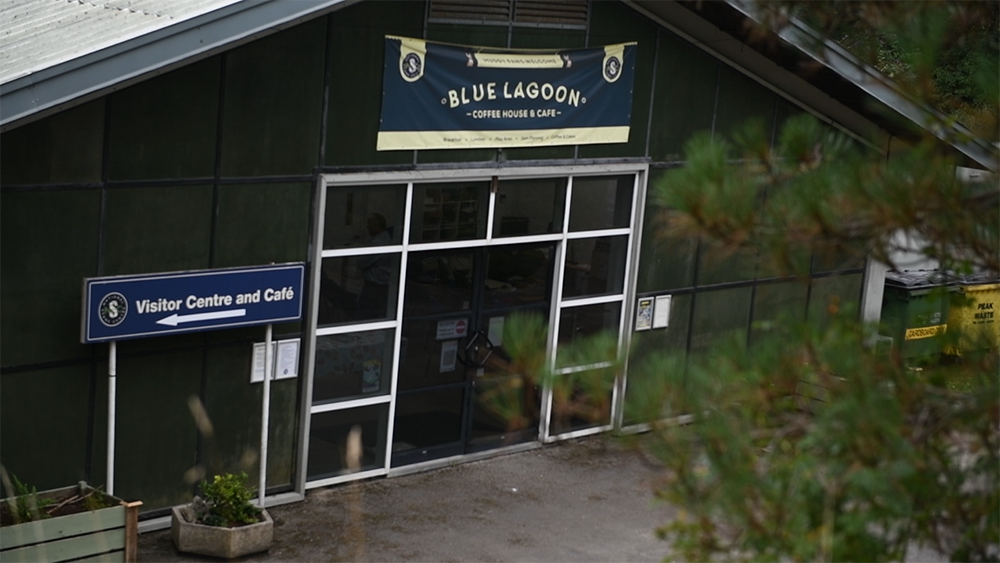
[696,242,758,286]
[214,183,311,267]
[403,248,477,318]
[577,0,658,160]
[569,175,633,231]
[470,374,540,450]
[398,319,468,390]
[108,58,220,181]
[392,387,465,451]
[483,245,554,309]
[1,189,100,366]
[0,364,91,491]
[0,100,104,185]
[556,302,622,368]
[562,236,628,299]
[220,19,325,176]
[313,329,395,404]
[808,273,863,330]
[623,294,692,425]
[714,66,777,142]
[690,286,752,358]
[647,33,718,162]
[326,2,423,166]
[491,178,566,238]
[750,281,808,347]
[114,349,202,511]
[410,182,489,243]
[319,254,400,325]
[637,171,698,291]
[307,404,389,480]
[549,369,614,435]
[323,184,406,249]
[104,185,213,276]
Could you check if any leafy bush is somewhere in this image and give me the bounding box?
[196,472,261,528]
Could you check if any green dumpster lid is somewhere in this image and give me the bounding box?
[884,270,957,289]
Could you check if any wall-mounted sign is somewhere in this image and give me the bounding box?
[378,36,636,151]
[82,264,304,343]
[251,338,300,383]
[636,294,672,331]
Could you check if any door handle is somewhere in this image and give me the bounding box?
[463,330,494,368]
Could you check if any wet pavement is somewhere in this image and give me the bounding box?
[139,436,676,562]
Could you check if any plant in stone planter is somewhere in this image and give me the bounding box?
[171,472,273,559]
[0,471,142,563]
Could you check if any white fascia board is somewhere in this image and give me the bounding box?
[727,0,998,172]
[0,0,353,130]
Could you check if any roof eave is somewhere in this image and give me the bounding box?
[0,0,354,131]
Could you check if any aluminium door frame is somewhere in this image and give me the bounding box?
[297,162,648,492]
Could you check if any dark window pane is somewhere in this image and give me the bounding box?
[410,182,489,243]
[307,404,389,480]
[714,66,777,142]
[403,250,476,317]
[214,183,311,268]
[103,185,213,276]
[750,281,808,347]
[577,0,657,160]
[319,254,400,326]
[220,19,325,176]
[0,365,91,491]
[492,178,566,238]
[557,302,622,368]
[690,286,752,357]
[483,245,554,309]
[324,184,406,249]
[313,330,395,403]
[470,374,540,449]
[647,33,718,162]
[569,175,633,231]
[562,236,628,299]
[108,58,220,180]
[398,318,469,390]
[0,100,104,185]
[326,1,423,166]
[549,369,614,435]
[637,172,698,291]
[392,388,464,451]
[1,189,100,366]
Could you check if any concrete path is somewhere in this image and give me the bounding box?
[139,436,676,562]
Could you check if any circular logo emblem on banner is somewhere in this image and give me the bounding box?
[402,52,422,80]
[604,56,622,82]
[99,292,128,327]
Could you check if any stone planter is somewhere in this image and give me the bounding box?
[0,482,141,563]
[171,505,273,559]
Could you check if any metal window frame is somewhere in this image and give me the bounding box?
[300,162,647,491]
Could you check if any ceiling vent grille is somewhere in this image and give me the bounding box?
[429,0,588,29]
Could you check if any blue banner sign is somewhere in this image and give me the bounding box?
[82,264,304,343]
[378,36,636,151]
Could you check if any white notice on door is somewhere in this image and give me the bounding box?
[436,318,469,340]
[488,316,504,347]
[653,295,671,329]
[440,340,458,372]
[275,339,299,379]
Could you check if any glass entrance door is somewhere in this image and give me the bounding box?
[391,242,556,467]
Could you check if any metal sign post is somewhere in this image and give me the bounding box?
[107,341,117,496]
[259,324,272,506]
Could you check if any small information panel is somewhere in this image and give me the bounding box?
[82,264,304,343]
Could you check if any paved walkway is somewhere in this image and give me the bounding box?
[139,436,675,562]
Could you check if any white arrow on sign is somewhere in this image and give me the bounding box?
[157,309,247,327]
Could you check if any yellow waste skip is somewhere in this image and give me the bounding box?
[945,281,999,355]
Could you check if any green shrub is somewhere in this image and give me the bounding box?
[197,472,260,528]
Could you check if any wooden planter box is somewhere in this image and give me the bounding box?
[171,505,273,559]
[0,482,141,563]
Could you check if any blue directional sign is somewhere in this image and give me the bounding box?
[82,264,305,343]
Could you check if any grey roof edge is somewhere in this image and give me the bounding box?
[0,0,353,130]
[727,0,999,172]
